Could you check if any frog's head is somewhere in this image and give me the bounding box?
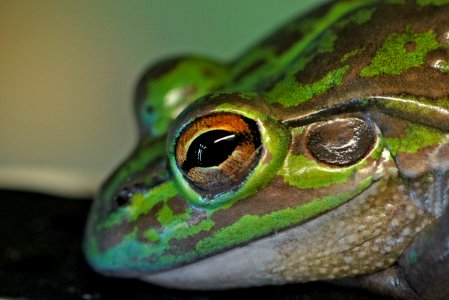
[85,0,449,289]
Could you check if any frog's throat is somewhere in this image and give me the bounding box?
[142,178,432,289]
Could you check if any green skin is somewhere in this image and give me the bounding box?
[84,0,449,298]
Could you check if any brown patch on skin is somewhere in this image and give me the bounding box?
[370,110,408,139]
[404,41,416,52]
[433,142,449,162]
[290,131,308,156]
[97,221,134,252]
[262,27,304,56]
[230,0,333,66]
[167,196,189,216]
[166,209,210,254]
[167,228,209,253]
[201,66,223,78]
[233,59,266,82]
[437,29,449,43]
[395,146,437,179]
[97,201,165,252]
[258,0,335,56]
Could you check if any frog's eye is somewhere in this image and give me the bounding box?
[306,118,376,166]
[175,113,262,195]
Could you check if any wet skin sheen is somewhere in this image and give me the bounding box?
[84,1,449,299]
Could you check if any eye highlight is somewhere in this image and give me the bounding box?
[306,118,376,166]
[175,113,262,195]
[182,130,241,170]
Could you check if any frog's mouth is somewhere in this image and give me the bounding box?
[141,178,407,290]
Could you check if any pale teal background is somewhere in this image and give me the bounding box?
[0,0,328,196]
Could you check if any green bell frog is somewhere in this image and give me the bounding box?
[84,1,449,299]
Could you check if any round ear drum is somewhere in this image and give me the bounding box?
[306,117,377,166]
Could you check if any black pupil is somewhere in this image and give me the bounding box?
[182,130,241,171]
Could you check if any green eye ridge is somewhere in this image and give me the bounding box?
[169,102,290,208]
[360,30,441,77]
[281,155,368,189]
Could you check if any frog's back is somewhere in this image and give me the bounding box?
[230,0,449,119]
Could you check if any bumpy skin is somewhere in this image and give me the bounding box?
[84,1,449,299]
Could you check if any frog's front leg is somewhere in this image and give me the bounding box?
[398,206,449,300]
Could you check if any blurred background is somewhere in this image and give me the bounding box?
[0,0,327,198]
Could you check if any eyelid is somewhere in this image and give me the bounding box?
[282,98,370,128]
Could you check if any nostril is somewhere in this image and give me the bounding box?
[112,182,148,208]
[113,188,134,207]
[111,174,168,210]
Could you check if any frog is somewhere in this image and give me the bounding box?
[83,0,449,299]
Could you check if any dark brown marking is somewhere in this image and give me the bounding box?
[404,41,417,52]
[258,1,335,57]
[97,201,165,252]
[262,27,304,56]
[369,109,408,139]
[167,196,189,216]
[233,59,266,82]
